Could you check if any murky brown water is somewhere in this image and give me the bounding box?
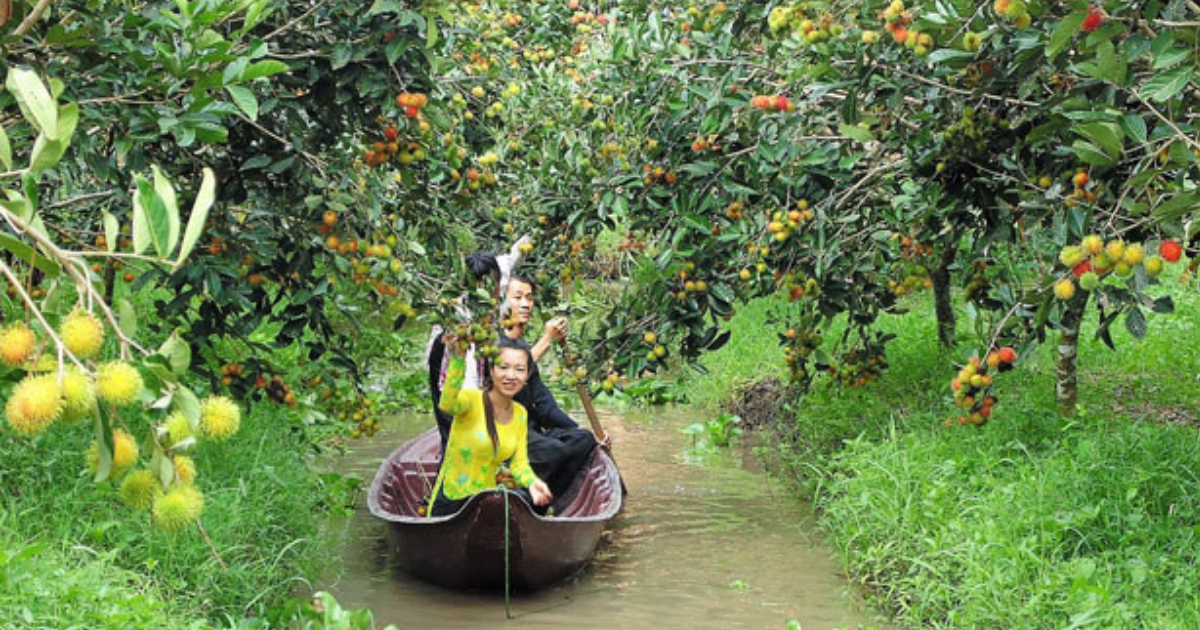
[318,406,886,629]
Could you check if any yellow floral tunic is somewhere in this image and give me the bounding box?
[430,357,540,503]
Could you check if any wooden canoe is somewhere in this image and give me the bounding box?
[367,427,625,590]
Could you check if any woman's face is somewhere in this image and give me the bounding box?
[492,348,530,398]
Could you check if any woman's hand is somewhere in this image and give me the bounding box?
[441,331,467,358]
[529,479,553,507]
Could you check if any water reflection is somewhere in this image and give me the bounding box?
[318,406,886,629]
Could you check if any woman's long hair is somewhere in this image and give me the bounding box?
[480,336,533,453]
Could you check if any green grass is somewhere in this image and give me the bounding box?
[687,270,1200,628]
[0,515,205,630]
[0,402,329,625]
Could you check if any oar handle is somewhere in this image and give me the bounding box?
[575,381,609,448]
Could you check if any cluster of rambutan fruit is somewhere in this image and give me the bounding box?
[641,331,669,365]
[679,1,727,34]
[875,1,934,54]
[749,94,794,113]
[993,0,1033,29]
[948,346,1017,426]
[889,263,932,297]
[783,326,822,385]
[1053,236,1182,300]
[1,309,241,531]
[767,200,814,243]
[362,93,429,167]
[828,344,888,388]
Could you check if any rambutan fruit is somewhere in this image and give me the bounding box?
[997,347,1017,364]
[1160,239,1183,263]
[5,374,63,435]
[200,396,241,440]
[1145,256,1165,277]
[173,455,197,483]
[153,485,203,532]
[1104,240,1126,262]
[119,470,161,510]
[60,367,96,422]
[113,429,139,469]
[0,322,37,366]
[1122,243,1145,266]
[1054,278,1076,300]
[96,362,143,407]
[60,309,104,359]
[165,411,193,446]
[1058,245,1085,268]
[1079,271,1100,291]
[1081,234,1104,255]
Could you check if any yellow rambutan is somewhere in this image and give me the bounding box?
[113,429,138,469]
[0,322,37,366]
[60,366,96,422]
[200,396,241,440]
[5,374,63,435]
[165,411,192,446]
[173,455,197,483]
[96,361,143,407]
[153,486,200,532]
[119,470,161,510]
[59,309,104,359]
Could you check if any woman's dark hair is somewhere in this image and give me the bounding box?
[479,336,533,453]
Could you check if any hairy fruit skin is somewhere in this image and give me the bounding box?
[200,396,241,440]
[113,429,139,469]
[96,362,144,406]
[60,310,104,359]
[1160,240,1183,263]
[153,485,204,532]
[0,323,37,366]
[1081,7,1104,32]
[119,470,161,510]
[1054,278,1076,300]
[1145,256,1165,277]
[60,367,96,422]
[165,411,192,446]
[174,455,197,483]
[1079,271,1101,291]
[5,374,64,435]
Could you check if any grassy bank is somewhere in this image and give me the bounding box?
[684,274,1200,628]
[0,401,329,626]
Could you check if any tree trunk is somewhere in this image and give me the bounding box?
[932,246,957,348]
[1056,293,1089,417]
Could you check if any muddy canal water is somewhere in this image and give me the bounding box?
[319,407,885,629]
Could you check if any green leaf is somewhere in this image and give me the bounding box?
[241,60,288,81]
[838,123,872,143]
[224,85,259,120]
[103,212,118,253]
[1047,13,1086,60]
[174,387,202,431]
[1094,41,1125,86]
[1072,122,1123,159]
[1142,67,1192,102]
[27,103,78,174]
[1071,140,1116,167]
[0,125,10,171]
[0,233,61,278]
[1124,306,1147,339]
[158,333,192,376]
[5,67,57,137]
[117,298,138,338]
[1153,46,1190,70]
[173,168,217,271]
[1151,192,1199,222]
[151,166,181,258]
[367,0,405,15]
[132,174,170,256]
[92,403,114,482]
[1119,114,1147,144]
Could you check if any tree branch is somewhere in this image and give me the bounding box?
[14,0,53,37]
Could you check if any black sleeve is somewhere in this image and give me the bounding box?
[516,361,579,432]
[427,333,454,447]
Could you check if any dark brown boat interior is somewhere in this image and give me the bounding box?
[372,428,621,521]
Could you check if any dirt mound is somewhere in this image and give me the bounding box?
[722,377,798,430]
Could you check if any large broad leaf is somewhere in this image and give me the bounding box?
[1125,306,1147,339]
[1072,122,1123,160]
[173,168,217,271]
[118,297,137,338]
[1046,12,1086,60]
[241,60,288,81]
[27,103,78,175]
[1071,140,1116,167]
[103,211,118,253]
[0,124,10,171]
[838,123,872,143]
[158,332,192,376]
[5,67,57,137]
[1142,67,1192,102]
[132,174,172,257]
[225,85,258,120]
[92,404,114,483]
[0,232,61,278]
[152,166,180,256]
[1151,191,1200,223]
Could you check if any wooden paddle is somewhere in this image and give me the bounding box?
[574,381,609,449]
